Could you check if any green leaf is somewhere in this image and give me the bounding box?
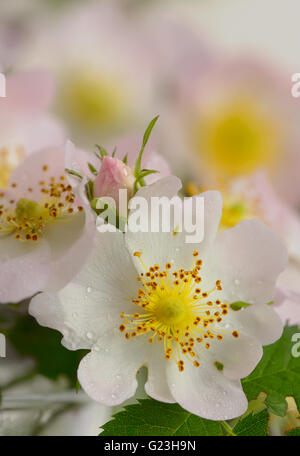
[100,399,223,436]
[286,427,300,436]
[122,154,128,165]
[6,312,87,386]
[142,115,159,149]
[85,180,94,200]
[95,144,108,159]
[242,325,300,417]
[138,169,158,179]
[134,116,159,180]
[65,168,82,180]
[232,409,269,436]
[229,301,252,311]
[88,163,98,176]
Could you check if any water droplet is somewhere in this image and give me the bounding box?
[86,331,94,340]
[86,286,92,293]
[111,393,117,399]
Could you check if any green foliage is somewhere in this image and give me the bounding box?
[286,428,300,436]
[101,399,224,436]
[232,410,269,436]
[242,325,300,417]
[88,163,98,176]
[134,116,159,192]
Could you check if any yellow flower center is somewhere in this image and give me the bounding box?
[220,199,256,230]
[120,251,239,372]
[193,98,281,178]
[185,183,258,231]
[0,146,25,188]
[0,166,83,242]
[58,70,127,132]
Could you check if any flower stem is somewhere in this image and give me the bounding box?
[1,368,37,391]
[221,420,237,436]
[1,390,90,410]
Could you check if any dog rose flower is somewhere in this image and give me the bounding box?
[0,145,96,303]
[30,176,287,420]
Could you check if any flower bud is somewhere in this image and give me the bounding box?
[94,156,135,209]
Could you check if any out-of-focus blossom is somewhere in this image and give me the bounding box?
[0,359,111,436]
[166,58,300,205]
[30,178,287,420]
[39,400,111,437]
[187,172,300,263]
[0,70,65,188]
[273,286,300,326]
[0,146,96,304]
[221,173,300,263]
[19,1,155,146]
[269,397,300,436]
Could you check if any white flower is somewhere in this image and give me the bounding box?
[30,177,287,420]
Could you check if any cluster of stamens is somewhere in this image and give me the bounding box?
[0,165,83,242]
[119,250,239,372]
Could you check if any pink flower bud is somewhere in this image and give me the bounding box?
[94,156,135,208]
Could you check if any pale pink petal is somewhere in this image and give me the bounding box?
[44,210,96,292]
[0,237,51,303]
[23,115,65,154]
[274,287,300,325]
[144,152,171,185]
[65,140,98,187]
[0,70,55,120]
[9,146,65,199]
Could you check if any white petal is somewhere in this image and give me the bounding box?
[126,188,222,273]
[30,285,113,351]
[72,230,138,304]
[230,304,284,345]
[78,329,146,405]
[209,219,288,305]
[144,343,175,403]
[167,361,248,420]
[30,229,138,349]
[0,237,51,303]
[208,332,263,380]
[133,175,182,202]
